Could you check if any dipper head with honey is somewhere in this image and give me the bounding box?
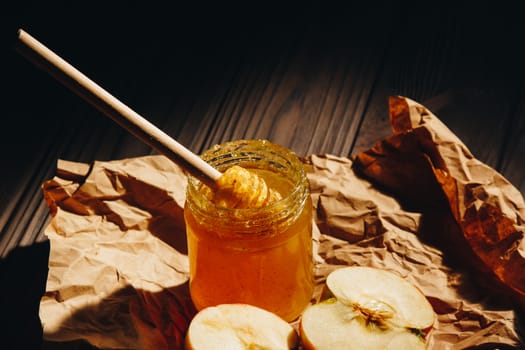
[203,165,282,209]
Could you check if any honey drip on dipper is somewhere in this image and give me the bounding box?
[203,165,282,209]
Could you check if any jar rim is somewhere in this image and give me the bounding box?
[185,139,309,236]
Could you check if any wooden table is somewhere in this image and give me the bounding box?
[2,1,524,348]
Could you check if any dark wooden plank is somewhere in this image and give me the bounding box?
[179,1,396,158]
[353,1,525,197]
[1,15,148,257]
[237,43,382,157]
[500,91,525,195]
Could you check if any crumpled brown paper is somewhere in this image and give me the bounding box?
[39,97,524,349]
[40,157,194,349]
[354,96,525,308]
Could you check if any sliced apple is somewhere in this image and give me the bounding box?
[327,266,435,332]
[185,303,298,350]
[300,267,435,350]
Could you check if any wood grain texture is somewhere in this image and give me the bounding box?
[353,1,525,196]
[500,89,525,194]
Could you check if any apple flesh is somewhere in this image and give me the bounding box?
[300,267,435,350]
[185,303,298,350]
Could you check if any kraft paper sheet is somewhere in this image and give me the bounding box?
[39,96,524,349]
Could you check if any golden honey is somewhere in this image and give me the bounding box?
[184,140,314,322]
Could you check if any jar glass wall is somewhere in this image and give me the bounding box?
[184,139,314,322]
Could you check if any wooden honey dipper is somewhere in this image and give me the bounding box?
[15,29,280,209]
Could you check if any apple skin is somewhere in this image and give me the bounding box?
[299,267,435,350]
[185,303,299,350]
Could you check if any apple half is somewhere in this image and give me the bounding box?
[300,266,435,350]
[185,303,298,350]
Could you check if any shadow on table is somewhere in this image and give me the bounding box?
[39,282,194,350]
[0,241,50,349]
[418,211,525,346]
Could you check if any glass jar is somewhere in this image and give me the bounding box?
[184,139,314,322]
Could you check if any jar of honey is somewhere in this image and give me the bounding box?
[184,139,314,322]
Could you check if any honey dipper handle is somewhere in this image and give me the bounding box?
[15,29,221,187]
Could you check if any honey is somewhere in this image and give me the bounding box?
[184,140,314,322]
